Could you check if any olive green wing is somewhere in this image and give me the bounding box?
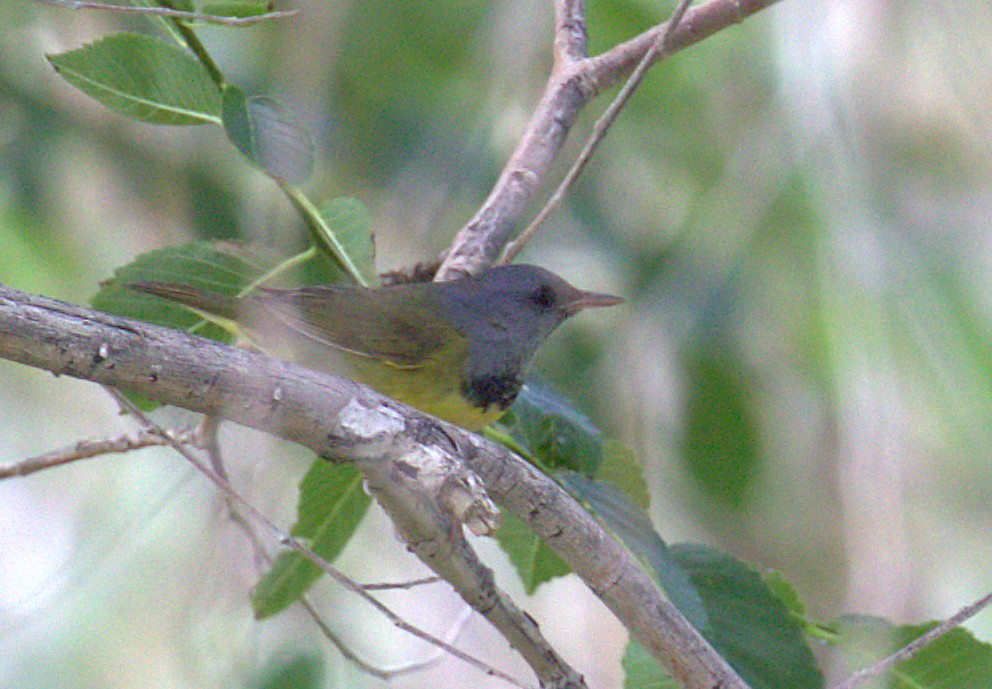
[251,285,460,369]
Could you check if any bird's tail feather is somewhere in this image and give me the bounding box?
[130,282,240,321]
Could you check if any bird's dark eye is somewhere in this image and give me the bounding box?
[530,284,556,309]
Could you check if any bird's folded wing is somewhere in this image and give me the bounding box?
[254,287,459,369]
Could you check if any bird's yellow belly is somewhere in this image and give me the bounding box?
[347,357,502,431]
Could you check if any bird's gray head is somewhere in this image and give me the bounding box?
[441,263,622,410]
[467,263,621,336]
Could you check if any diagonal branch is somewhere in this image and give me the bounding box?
[437,0,783,280]
[502,0,694,264]
[0,284,750,689]
[103,387,534,689]
[829,592,992,689]
[0,286,578,688]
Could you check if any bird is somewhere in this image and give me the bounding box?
[131,264,622,430]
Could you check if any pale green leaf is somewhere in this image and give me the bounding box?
[252,460,371,618]
[222,85,314,184]
[314,197,376,286]
[202,0,272,18]
[495,514,570,594]
[833,616,992,689]
[47,33,222,125]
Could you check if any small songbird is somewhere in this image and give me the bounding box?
[132,264,622,430]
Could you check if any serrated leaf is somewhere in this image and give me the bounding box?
[222,85,314,184]
[598,439,650,510]
[670,544,823,689]
[253,460,371,618]
[314,197,376,286]
[563,473,705,629]
[494,514,571,594]
[762,567,824,640]
[832,615,992,689]
[47,33,222,125]
[501,384,604,477]
[91,241,283,337]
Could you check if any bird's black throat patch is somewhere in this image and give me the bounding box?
[462,372,523,412]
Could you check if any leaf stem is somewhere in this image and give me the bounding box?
[157,0,227,89]
[278,181,371,287]
[246,245,319,292]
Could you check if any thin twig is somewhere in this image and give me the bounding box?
[439,0,781,278]
[33,0,298,26]
[0,426,198,479]
[362,576,443,591]
[831,592,992,689]
[502,0,694,263]
[193,421,454,680]
[197,411,469,679]
[102,388,533,689]
[200,430,471,679]
[193,410,460,680]
[302,596,475,679]
[196,414,231,480]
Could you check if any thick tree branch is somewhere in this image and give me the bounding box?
[103,388,533,689]
[436,0,783,279]
[0,284,750,689]
[0,285,576,688]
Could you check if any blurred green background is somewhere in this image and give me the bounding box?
[4,1,992,687]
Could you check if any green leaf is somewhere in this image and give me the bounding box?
[563,473,706,629]
[832,616,992,689]
[313,197,376,286]
[47,33,222,125]
[622,640,680,689]
[681,349,761,507]
[670,544,823,689]
[501,384,605,477]
[202,0,273,19]
[222,85,314,184]
[762,568,806,620]
[91,241,348,410]
[598,439,650,510]
[494,514,571,594]
[273,187,373,287]
[252,460,371,618]
[91,241,283,337]
[252,652,324,689]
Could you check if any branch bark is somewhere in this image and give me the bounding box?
[0,284,750,689]
[436,0,783,279]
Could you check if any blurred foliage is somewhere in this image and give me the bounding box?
[5,0,992,688]
[251,652,325,689]
[829,616,992,689]
[623,544,823,689]
[680,345,761,507]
